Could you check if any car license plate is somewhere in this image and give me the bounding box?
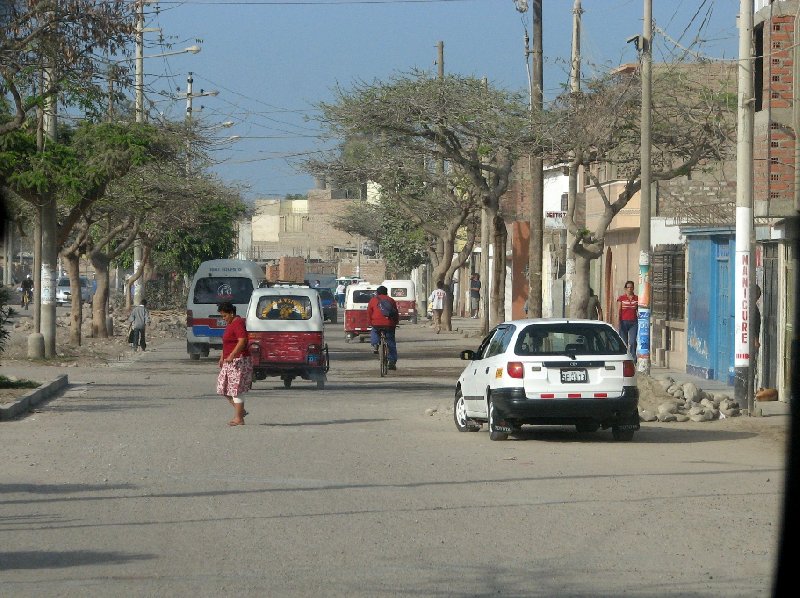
[561,368,588,383]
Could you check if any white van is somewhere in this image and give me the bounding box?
[186,259,265,360]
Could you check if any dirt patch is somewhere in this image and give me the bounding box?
[1,308,184,367]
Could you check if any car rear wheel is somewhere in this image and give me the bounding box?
[487,393,508,441]
[453,389,480,432]
[189,353,200,361]
[331,314,337,324]
[282,376,293,388]
[612,426,635,441]
[316,376,325,390]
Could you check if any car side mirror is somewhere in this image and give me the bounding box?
[460,349,476,361]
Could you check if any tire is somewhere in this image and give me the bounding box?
[316,377,325,390]
[576,423,600,433]
[359,336,365,343]
[488,393,508,441]
[612,427,635,441]
[412,314,418,324]
[454,389,480,432]
[283,377,293,388]
[331,314,337,325]
[189,353,200,361]
[379,340,388,377]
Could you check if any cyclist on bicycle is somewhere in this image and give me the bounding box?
[20,274,33,308]
[367,285,399,370]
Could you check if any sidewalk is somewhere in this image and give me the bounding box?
[448,315,790,419]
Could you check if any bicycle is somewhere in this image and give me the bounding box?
[377,328,389,377]
[21,288,32,310]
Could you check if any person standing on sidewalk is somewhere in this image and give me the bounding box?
[428,280,447,334]
[335,281,346,308]
[587,287,603,320]
[469,273,481,318]
[616,281,638,356]
[127,299,151,352]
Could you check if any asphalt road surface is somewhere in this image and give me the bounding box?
[1,322,785,597]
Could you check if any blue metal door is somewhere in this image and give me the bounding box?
[714,239,733,384]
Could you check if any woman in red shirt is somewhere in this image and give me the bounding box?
[616,280,638,356]
[216,301,253,426]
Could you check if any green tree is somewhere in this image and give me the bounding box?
[311,72,539,328]
[549,63,736,317]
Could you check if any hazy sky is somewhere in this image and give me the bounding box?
[140,0,740,199]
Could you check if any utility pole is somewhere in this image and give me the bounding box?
[132,0,144,306]
[636,0,653,373]
[186,71,194,176]
[481,76,490,334]
[565,0,583,317]
[734,0,755,413]
[528,0,544,318]
[39,64,58,358]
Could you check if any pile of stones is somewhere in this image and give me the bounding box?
[639,376,742,423]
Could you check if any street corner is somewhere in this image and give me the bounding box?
[0,374,69,421]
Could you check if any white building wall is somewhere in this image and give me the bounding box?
[651,218,684,246]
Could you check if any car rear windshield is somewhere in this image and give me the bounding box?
[255,295,313,321]
[389,288,408,298]
[351,290,375,304]
[193,277,254,305]
[514,323,627,356]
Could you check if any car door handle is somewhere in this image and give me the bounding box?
[485,367,490,374]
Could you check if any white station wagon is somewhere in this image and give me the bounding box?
[454,319,640,441]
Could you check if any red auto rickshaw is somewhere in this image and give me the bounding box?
[343,283,378,343]
[382,279,417,324]
[246,286,329,389]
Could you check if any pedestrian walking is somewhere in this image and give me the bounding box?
[216,301,253,426]
[127,299,151,352]
[587,287,603,320]
[469,273,481,318]
[335,281,346,308]
[428,280,447,334]
[616,281,638,356]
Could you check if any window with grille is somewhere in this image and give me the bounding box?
[652,245,685,323]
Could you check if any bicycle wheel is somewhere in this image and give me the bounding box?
[379,335,388,377]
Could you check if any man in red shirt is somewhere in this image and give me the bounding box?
[368,285,399,370]
[616,280,638,356]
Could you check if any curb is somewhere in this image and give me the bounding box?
[0,374,69,421]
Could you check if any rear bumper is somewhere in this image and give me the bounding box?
[492,386,639,427]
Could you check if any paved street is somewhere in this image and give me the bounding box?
[1,320,786,597]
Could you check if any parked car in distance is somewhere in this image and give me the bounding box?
[55,276,92,306]
[454,319,639,441]
[317,288,338,324]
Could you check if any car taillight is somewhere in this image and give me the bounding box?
[623,360,635,377]
[507,362,524,379]
[186,309,193,327]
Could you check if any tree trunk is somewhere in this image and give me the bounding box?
[63,253,83,346]
[89,251,111,338]
[568,253,592,318]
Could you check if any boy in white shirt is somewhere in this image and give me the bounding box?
[428,281,447,334]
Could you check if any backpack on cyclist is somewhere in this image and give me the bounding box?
[377,297,398,319]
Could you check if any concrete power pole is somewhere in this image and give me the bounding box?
[636,0,653,374]
[39,65,58,358]
[565,0,583,317]
[132,0,144,306]
[734,0,755,413]
[526,0,544,318]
